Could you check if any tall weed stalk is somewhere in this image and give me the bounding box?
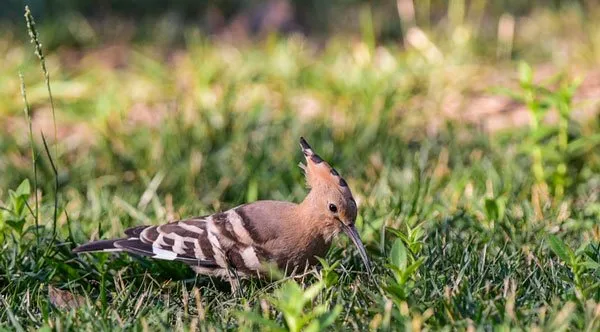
[24,6,60,242]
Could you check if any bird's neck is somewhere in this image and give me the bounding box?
[298,189,339,241]
[298,189,322,219]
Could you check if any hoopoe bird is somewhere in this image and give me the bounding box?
[74,137,371,288]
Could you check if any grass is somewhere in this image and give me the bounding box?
[1,3,600,331]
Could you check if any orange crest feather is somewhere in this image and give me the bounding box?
[299,137,350,190]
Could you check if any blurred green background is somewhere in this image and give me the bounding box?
[1,0,600,330]
[0,0,596,47]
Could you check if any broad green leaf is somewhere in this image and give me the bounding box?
[302,282,324,303]
[275,281,303,312]
[389,239,408,271]
[382,283,407,301]
[15,179,31,198]
[548,235,573,264]
[304,321,320,332]
[6,218,25,235]
[403,257,426,279]
[384,263,403,275]
[581,260,600,270]
[283,314,300,332]
[9,191,27,216]
[567,134,600,155]
[312,304,329,316]
[484,197,505,221]
[319,304,342,328]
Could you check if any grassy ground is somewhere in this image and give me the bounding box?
[1,5,600,331]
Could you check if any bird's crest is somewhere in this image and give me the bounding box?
[299,137,351,193]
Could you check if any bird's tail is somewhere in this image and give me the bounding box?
[72,239,123,253]
[73,226,148,253]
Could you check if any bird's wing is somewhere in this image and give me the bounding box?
[74,201,299,273]
[126,208,275,273]
[74,216,218,268]
[136,202,298,272]
[118,216,220,267]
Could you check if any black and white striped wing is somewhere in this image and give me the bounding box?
[119,210,266,273]
[117,217,219,267]
[74,208,271,275]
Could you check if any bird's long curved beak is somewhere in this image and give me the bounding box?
[340,222,372,276]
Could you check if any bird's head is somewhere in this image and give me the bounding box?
[299,137,371,274]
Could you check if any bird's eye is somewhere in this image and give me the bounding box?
[328,203,338,213]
